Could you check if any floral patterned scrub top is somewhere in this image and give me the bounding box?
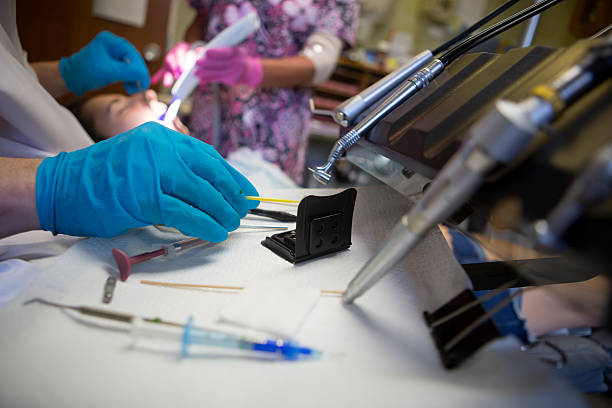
[188,0,359,184]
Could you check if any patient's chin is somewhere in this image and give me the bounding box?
[155,119,176,131]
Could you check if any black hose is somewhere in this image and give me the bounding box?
[432,0,520,56]
[440,0,565,66]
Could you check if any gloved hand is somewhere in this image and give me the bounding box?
[59,31,150,96]
[36,122,259,241]
[151,42,191,87]
[195,47,263,87]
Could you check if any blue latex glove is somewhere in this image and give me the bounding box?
[36,122,259,241]
[59,31,150,96]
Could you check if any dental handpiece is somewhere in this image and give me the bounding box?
[332,51,434,127]
[309,59,445,185]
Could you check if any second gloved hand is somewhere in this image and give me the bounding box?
[59,31,150,96]
[151,41,191,87]
[36,122,259,241]
[195,47,263,87]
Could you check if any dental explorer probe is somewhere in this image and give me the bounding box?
[343,38,612,303]
[332,0,519,127]
[309,0,565,185]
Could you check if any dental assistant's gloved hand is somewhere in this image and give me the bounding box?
[35,122,259,241]
[59,31,150,96]
[195,47,263,87]
[151,42,191,87]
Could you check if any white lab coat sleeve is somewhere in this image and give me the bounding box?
[0,0,93,158]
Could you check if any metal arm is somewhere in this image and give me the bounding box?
[342,38,612,303]
[309,59,444,184]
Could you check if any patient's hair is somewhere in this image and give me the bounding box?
[67,98,105,142]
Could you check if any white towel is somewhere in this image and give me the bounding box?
[0,259,38,306]
[219,284,320,338]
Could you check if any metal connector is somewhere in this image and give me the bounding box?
[333,50,434,127]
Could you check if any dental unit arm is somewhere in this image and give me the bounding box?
[309,0,565,185]
[342,38,612,303]
[329,0,526,128]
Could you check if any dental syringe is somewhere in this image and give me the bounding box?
[136,316,320,360]
[160,11,261,123]
[26,299,320,360]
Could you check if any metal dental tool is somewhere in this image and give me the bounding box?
[342,38,612,303]
[248,208,297,222]
[136,81,153,109]
[310,0,565,185]
[124,55,152,109]
[533,140,612,251]
[103,276,117,304]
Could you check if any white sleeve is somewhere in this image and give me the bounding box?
[299,31,344,86]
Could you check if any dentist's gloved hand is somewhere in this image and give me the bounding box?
[195,47,263,87]
[59,31,150,96]
[151,42,191,87]
[35,122,259,241]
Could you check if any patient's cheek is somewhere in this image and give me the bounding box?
[116,112,156,134]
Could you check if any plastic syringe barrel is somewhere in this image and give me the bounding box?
[171,11,261,101]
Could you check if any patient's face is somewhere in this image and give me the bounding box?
[81,90,187,139]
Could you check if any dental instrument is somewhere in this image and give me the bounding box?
[310,0,565,185]
[248,208,297,222]
[102,276,117,304]
[112,224,289,281]
[136,81,152,109]
[160,11,260,123]
[24,299,320,360]
[124,55,152,109]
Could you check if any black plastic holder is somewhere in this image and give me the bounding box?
[423,289,501,369]
[261,188,357,263]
